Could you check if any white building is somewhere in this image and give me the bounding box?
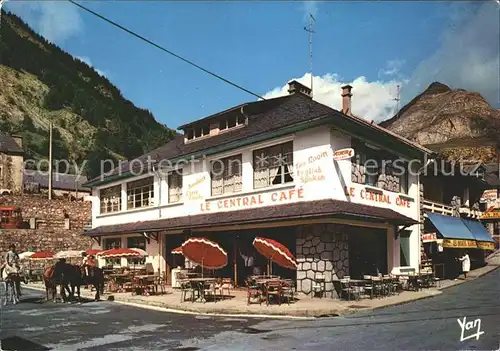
[84,81,432,296]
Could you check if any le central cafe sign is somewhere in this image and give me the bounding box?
[344,186,413,208]
[200,188,305,212]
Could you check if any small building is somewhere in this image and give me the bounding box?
[23,170,91,200]
[0,133,24,194]
[83,81,432,296]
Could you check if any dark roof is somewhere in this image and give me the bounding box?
[87,93,433,186]
[83,199,418,237]
[0,133,23,154]
[23,170,90,192]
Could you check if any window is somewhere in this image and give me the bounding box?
[211,154,243,196]
[253,141,294,189]
[186,126,209,141]
[219,115,246,131]
[127,236,146,265]
[99,185,122,214]
[126,177,154,210]
[103,238,121,266]
[168,170,183,203]
[186,129,194,140]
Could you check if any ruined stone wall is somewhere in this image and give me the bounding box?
[0,194,92,255]
[296,224,349,297]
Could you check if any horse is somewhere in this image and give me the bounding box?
[1,264,21,305]
[53,264,105,303]
[43,265,70,302]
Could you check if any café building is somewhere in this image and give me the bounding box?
[83,81,432,296]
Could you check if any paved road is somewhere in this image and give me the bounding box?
[1,268,499,350]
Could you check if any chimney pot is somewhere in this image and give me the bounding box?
[341,85,353,115]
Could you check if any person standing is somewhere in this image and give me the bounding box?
[5,244,21,296]
[459,251,470,279]
[239,249,255,279]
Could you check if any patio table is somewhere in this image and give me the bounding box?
[186,278,218,302]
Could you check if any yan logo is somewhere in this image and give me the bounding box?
[457,316,484,342]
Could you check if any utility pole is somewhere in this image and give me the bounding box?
[304,13,316,98]
[48,121,53,200]
[393,85,401,118]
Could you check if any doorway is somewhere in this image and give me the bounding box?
[348,227,387,278]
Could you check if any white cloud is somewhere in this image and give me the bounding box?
[404,1,500,107]
[6,1,83,43]
[76,56,107,77]
[263,73,401,122]
[379,60,405,78]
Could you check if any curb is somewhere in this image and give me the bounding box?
[369,290,442,312]
[437,265,499,291]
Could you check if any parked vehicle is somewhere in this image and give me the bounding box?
[0,206,23,229]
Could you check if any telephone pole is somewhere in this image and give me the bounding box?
[304,13,316,98]
[48,121,53,200]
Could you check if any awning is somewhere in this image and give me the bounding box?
[84,199,419,237]
[425,212,477,249]
[461,219,495,251]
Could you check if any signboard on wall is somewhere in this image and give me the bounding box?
[442,239,477,249]
[480,206,500,220]
[294,150,329,184]
[186,176,206,201]
[200,187,304,212]
[480,189,497,204]
[422,233,437,242]
[344,186,414,209]
[333,148,355,161]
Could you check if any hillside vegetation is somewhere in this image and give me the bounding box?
[0,11,176,178]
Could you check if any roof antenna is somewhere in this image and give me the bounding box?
[304,13,316,98]
[393,84,401,118]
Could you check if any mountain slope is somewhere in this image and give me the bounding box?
[0,11,176,177]
[380,82,500,163]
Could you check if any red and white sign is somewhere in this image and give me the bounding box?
[480,189,498,204]
[333,148,355,161]
[422,233,437,243]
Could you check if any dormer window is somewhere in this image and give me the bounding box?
[219,115,246,131]
[186,125,210,141]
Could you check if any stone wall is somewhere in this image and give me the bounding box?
[0,194,92,255]
[296,224,349,297]
[351,159,401,193]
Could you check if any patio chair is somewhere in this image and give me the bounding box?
[180,281,197,303]
[201,281,217,303]
[340,278,360,301]
[246,278,263,305]
[363,275,374,299]
[215,278,233,299]
[311,273,326,299]
[281,279,295,305]
[265,280,282,306]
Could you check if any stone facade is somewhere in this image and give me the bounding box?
[0,194,92,255]
[351,160,401,193]
[0,153,23,193]
[296,224,349,297]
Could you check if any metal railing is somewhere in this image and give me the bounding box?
[423,199,483,218]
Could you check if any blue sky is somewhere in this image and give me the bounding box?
[6,1,500,128]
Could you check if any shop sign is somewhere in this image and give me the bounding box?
[480,189,497,203]
[442,239,477,249]
[295,150,328,184]
[344,186,413,209]
[200,187,305,212]
[186,176,206,201]
[480,207,500,220]
[333,148,354,161]
[422,233,437,242]
[476,241,495,251]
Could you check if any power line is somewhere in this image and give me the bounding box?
[68,0,264,101]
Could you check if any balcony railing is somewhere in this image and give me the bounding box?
[423,200,483,218]
[422,200,454,216]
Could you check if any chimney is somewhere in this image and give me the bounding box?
[11,134,22,148]
[288,80,312,98]
[341,85,353,115]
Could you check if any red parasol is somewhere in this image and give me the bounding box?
[181,237,227,272]
[30,251,55,260]
[253,237,298,272]
[98,248,147,259]
[171,246,183,255]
